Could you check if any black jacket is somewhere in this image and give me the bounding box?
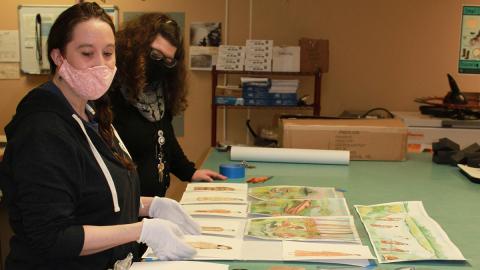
[0,82,140,270]
[109,89,196,197]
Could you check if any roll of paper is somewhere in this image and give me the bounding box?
[230,146,349,165]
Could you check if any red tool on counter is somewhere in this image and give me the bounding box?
[246,176,273,184]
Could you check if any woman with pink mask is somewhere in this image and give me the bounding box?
[0,2,200,269]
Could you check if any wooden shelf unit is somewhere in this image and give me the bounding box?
[210,66,323,146]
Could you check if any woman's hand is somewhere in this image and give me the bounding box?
[191,169,227,182]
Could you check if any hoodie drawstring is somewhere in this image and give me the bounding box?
[72,114,120,213]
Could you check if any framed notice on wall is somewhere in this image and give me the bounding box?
[18,5,119,75]
[459,6,480,73]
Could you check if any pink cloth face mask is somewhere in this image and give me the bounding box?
[58,58,117,100]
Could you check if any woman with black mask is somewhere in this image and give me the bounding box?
[110,13,226,198]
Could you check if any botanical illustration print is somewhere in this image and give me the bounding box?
[184,235,243,260]
[355,201,465,263]
[245,216,359,242]
[201,226,233,233]
[185,183,248,193]
[193,218,245,237]
[181,191,247,204]
[249,198,349,217]
[282,241,375,261]
[293,250,360,257]
[193,186,236,192]
[195,196,244,202]
[188,241,232,250]
[248,186,338,201]
[183,204,248,218]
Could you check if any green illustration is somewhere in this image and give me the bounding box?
[248,186,337,201]
[249,198,349,217]
[355,201,463,263]
[246,217,357,242]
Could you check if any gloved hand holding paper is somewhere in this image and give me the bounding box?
[149,196,201,235]
[138,218,197,260]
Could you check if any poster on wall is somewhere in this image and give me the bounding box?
[190,22,221,46]
[189,22,221,70]
[459,6,480,73]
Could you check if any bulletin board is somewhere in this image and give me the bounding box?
[18,5,119,75]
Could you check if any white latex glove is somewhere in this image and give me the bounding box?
[149,196,201,235]
[138,218,197,261]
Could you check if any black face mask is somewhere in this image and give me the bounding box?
[146,58,176,84]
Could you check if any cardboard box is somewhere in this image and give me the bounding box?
[299,38,329,73]
[280,118,407,161]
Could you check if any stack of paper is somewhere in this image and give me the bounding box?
[269,79,299,93]
[267,79,299,106]
[240,77,270,85]
[243,185,374,266]
[144,183,376,266]
[240,77,271,106]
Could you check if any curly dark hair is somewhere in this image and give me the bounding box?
[114,13,187,115]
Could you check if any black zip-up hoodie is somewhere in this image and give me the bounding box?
[0,81,140,270]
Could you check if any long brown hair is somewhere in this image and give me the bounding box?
[114,13,188,115]
[47,2,135,170]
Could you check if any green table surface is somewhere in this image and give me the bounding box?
[198,149,480,270]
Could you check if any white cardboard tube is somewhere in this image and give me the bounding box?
[230,146,350,165]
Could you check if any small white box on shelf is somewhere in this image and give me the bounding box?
[219,51,245,59]
[246,39,273,47]
[217,45,246,71]
[219,45,245,53]
[245,64,271,72]
[273,46,300,72]
[245,58,272,65]
[217,63,243,71]
[246,46,273,55]
[217,57,244,65]
[245,52,273,60]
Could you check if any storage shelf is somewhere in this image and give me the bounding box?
[211,65,323,146]
[215,105,315,110]
[214,70,319,76]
